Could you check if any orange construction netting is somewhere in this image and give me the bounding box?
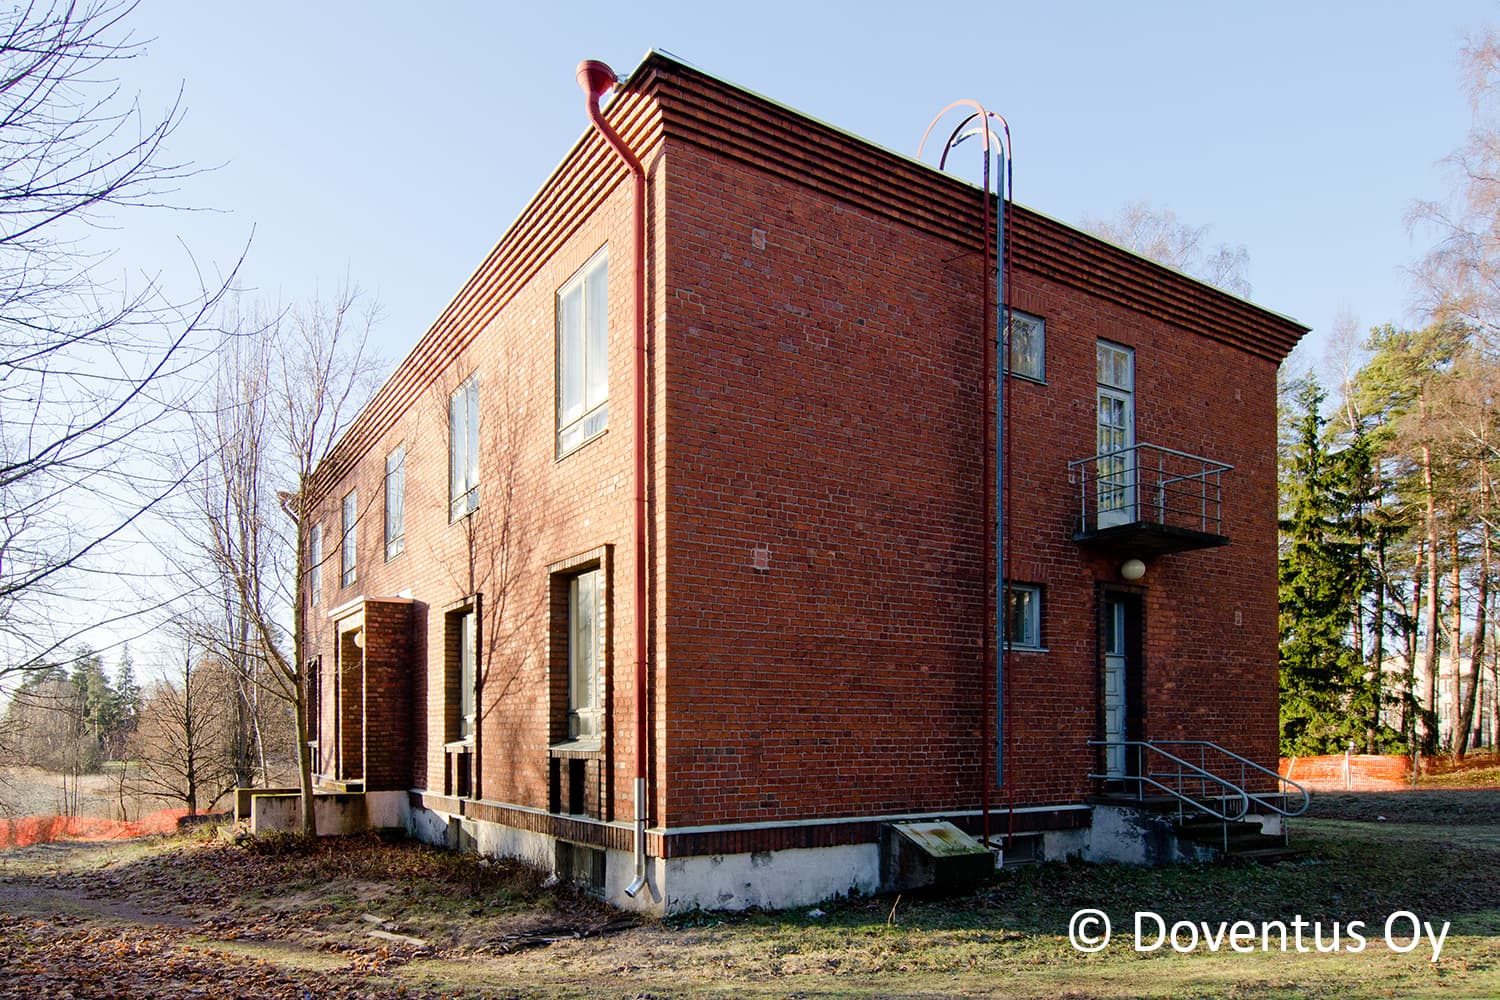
[0,808,190,848]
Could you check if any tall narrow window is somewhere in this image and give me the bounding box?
[568,568,601,739]
[340,490,357,588]
[556,249,609,456]
[1096,341,1136,527]
[449,376,479,520]
[458,607,476,740]
[385,445,405,560]
[308,525,322,607]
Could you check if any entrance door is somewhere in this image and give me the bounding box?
[1096,341,1136,528]
[1103,597,1128,778]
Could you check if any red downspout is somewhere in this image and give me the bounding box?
[577,59,651,898]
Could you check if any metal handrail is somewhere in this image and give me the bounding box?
[1147,740,1311,817]
[1067,443,1233,535]
[1088,740,1250,822]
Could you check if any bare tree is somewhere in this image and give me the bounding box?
[0,0,235,686]
[1411,28,1500,340]
[129,648,236,817]
[425,350,545,800]
[1081,199,1252,297]
[189,290,380,835]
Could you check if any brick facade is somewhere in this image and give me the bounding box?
[299,52,1306,904]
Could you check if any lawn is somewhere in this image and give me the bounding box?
[0,791,1496,999]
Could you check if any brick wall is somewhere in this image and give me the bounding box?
[656,82,1290,825]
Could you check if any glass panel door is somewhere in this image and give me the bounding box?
[1096,342,1135,528]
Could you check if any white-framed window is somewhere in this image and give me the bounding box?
[1005,310,1045,382]
[556,249,609,457]
[308,525,322,607]
[1005,583,1042,650]
[340,490,357,588]
[449,376,479,521]
[385,445,405,560]
[568,568,602,740]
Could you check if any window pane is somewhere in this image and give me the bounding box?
[341,491,356,586]
[1006,586,1039,648]
[1006,312,1043,380]
[585,260,608,410]
[385,446,404,553]
[569,570,599,738]
[460,610,476,738]
[559,286,584,426]
[449,390,464,504]
[466,379,479,495]
[309,527,321,606]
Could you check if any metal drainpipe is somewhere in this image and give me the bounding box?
[919,106,1012,854]
[576,59,651,899]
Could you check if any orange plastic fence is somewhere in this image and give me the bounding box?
[0,808,189,848]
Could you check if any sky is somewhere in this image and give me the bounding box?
[109,1,1499,388]
[23,0,1500,677]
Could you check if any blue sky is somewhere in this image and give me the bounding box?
[112,1,1498,384]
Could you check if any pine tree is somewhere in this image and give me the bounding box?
[1278,378,1365,753]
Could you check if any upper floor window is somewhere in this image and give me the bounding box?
[1005,310,1045,382]
[385,444,405,560]
[556,249,609,456]
[1005,583,1042,650]
[340,490,357,588]
[308,525,322,607]
[449,376,479,521]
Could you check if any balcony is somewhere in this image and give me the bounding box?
[1067,444,1231,557]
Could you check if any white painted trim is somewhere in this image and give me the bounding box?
[652,803,1091,837]
[408,788,1090,839]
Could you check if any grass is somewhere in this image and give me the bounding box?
[0,793,1497,998]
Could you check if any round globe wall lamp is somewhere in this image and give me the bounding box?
[1120,558,1147,582]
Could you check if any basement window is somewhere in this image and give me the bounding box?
[556,248,609,457]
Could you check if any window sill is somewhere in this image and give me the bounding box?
[548,738,602,759]
[1004,645,1049,654]
[444,738,475,753]
[555,423,608,462]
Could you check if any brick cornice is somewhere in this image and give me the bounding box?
[648,54,1307,365]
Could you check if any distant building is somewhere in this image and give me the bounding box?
[1381,653,1497,750]
[298,52,1307,912]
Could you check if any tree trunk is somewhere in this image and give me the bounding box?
[1370,527,1387,753]
[1423,443,1440,753]
[1457,466,1490,757]
[294,679,316,837]
[1451,531,1464,750]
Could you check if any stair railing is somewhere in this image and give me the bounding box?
[1145,739,1310,846]
[1088,740,1250,824]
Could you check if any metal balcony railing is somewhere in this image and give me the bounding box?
[1067,443,1232,538]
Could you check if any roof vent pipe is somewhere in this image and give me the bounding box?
[577,59,652,901]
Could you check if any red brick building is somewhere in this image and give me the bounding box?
[300,52,1307,912]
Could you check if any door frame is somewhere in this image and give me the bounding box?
[1099,586,1147,782]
